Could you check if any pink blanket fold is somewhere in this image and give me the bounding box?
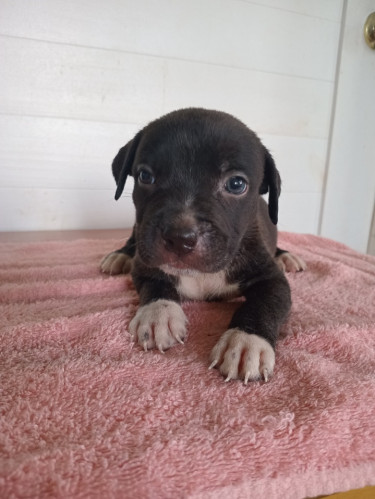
[0,232,374,498]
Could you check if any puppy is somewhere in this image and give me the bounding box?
[101,108,305,384]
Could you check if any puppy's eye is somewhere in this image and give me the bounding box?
[225,176,248,195]
[138,169,155,185]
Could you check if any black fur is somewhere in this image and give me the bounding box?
[109,108,291,353]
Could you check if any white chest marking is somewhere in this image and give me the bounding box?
[177,270,239,301]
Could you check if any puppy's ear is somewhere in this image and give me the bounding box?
[259,148,281,225]
[112,131,143,200]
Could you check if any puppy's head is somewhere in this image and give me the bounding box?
[112,108,280,273]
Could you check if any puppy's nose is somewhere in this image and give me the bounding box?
[162,227,198,254]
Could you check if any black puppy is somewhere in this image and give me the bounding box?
[101,108,305,384]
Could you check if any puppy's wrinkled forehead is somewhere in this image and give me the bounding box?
[133,110,264,183]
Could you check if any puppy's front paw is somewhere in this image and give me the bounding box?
[209,329,275,385]
[129,300,187,353]
[275,251,306,273]
[101,251,132,275]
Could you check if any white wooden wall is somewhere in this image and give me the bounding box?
[0,1,343,236]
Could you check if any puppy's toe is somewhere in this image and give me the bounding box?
[275,251,306,273]
[209,329,275,384]
[129,300,187,353]
[100,251,132,275]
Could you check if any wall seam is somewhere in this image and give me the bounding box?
[317,0,348,235]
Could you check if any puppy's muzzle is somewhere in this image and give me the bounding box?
[162,226,198,255]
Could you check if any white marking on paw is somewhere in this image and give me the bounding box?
[128,300,187,353]
[209,329,275,384]
[100,251,132,275]
[275,251,306,273]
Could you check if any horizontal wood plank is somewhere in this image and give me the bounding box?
[0,187,320,234]
[0,0,342,80]
[0,229,130,243]
[0,116,326,194]
[1,37,335,138]
[278,192,322,233]
[0,188,135,232]
[260,134,327,193]
[0,116,137,192]
[163,59,334,138]
[0,37,165,124]
[244,0,343,20]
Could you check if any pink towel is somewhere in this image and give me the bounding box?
[0,233,374,498]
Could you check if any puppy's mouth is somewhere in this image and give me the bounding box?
[157,241,228,274]
[137,226,231,274]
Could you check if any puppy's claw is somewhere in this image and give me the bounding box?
[275,251,306,273]
[100,251,132,275]
[130,300,187,353]
[209,359,218,370]
[224,374,232,383]
[210,330,276,384]
[172,332,185,345]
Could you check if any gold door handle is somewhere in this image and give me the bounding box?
[364,12,375,49]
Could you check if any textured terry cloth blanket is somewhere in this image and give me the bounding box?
[0,233,375,499]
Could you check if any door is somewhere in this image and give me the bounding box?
[319,0,375,254]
